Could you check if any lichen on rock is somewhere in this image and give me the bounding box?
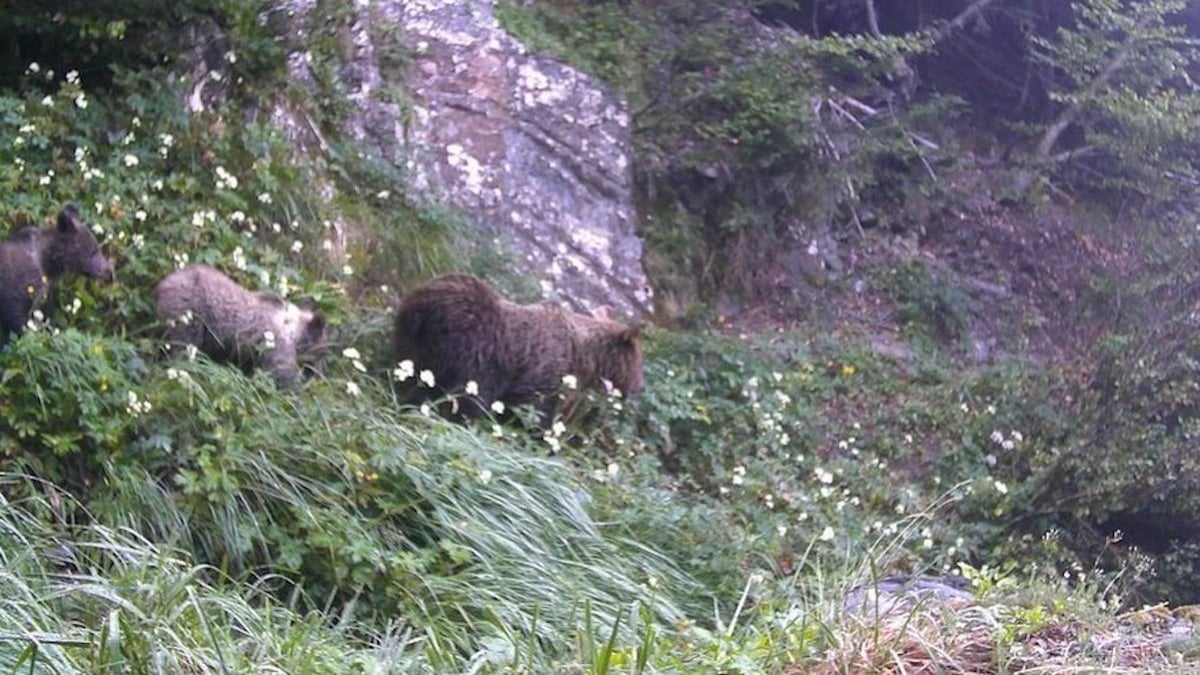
[271,0,651,316]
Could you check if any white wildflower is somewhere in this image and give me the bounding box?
[393,359,415,382]
[214,166,238,190]
[125,391,152,417]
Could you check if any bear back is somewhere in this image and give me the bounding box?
[392,273,506,408]
[154,264,327,386]
[392,273,644,424]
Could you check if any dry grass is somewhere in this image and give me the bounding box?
[809,597,1191,674]
[814,601,1002,674]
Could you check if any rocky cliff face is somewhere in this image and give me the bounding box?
[268,0,650,316]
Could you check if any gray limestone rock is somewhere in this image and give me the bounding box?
[269,0,651,316]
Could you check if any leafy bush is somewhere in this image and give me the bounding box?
[1027,0,1200,204]
[1038,297,1200,601]
[887,262,973,345]
[0,329,145,490]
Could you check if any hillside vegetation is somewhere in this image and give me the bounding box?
[2,0,1200,672]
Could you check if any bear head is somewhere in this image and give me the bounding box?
[287,303,329,374]
[42,204,115,282]
[597,322,645,398]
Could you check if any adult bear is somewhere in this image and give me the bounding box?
[154,264,328,387]
[0,203,115,346]
[392,273,644,424]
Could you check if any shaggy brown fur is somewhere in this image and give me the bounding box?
[154,264,327,386]
[0,204,115,345]
[392,273,645,424]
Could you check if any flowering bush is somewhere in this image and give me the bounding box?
[0,329,145,489]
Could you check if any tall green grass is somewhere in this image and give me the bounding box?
[2,329,695,668]
[0,480,427,673]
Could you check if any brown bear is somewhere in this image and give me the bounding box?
[0,204,115,346]
[154,264,328,387]
[392,273,645,424]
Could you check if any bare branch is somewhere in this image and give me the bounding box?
[1032,17,1148,162]
[1015,13,1153,193]
[865,0,883,39]
[932,0,1002,44]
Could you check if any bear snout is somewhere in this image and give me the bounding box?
[627,370,646,396]
[88,253,116,282]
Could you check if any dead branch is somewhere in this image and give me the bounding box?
[932,0,1003,45]
[865,0,883,39]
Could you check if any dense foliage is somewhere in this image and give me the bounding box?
[501,0,1200,310]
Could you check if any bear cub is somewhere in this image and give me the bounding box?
[0,203,115,345]
[392,273,644,425]
[154,264,327,386]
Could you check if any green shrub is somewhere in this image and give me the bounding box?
[0,329,145,491]
[887,262,973,346]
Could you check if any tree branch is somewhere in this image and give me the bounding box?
[932,0,1002,44]
[1033,19,1148,161]
[1015,13,1153,193]
[865,0,882,39]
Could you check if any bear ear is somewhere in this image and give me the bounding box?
[56,204,83,232]
[308,311,327,333]
[618,321,642,344]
